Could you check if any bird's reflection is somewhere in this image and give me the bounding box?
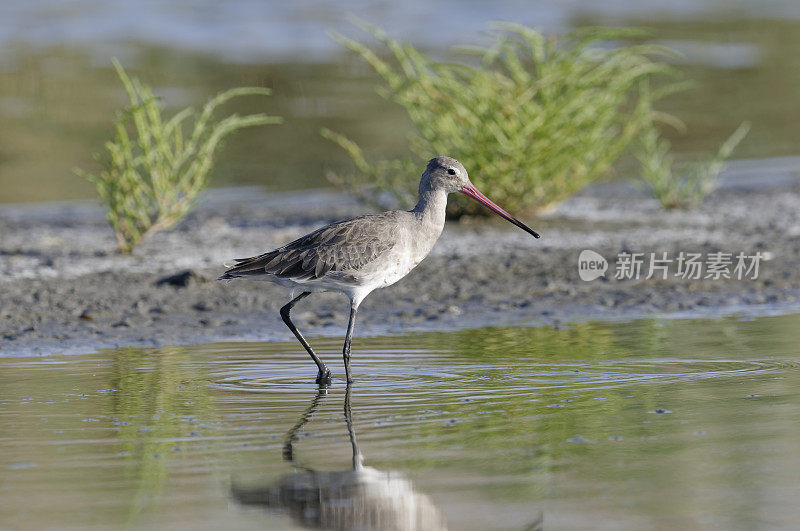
[232,384,447,531]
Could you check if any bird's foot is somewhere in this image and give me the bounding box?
[315,368,332,386]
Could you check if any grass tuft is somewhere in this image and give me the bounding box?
[323,21,678,216]
[75,59,281,252]
[636,114,750,209]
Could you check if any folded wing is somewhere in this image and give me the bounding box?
[218,213,399,281]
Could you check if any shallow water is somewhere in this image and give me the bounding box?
[2,313,800,529]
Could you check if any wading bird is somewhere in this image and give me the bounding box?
[218,156,539,385]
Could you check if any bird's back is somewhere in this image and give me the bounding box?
[219,211,413,283]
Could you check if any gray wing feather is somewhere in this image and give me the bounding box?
[218,213,399,281]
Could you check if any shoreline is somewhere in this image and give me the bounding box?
[3,161,800,357]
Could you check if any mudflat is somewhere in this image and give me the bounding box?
[2,161,800,356]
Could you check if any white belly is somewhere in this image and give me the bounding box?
[358,236,434,291]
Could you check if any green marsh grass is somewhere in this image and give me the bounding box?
[323,21,677,216]
[75,60,281,252]
[637,119,750,209]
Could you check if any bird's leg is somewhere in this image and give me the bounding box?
[283,386,327,465]
[343,301,359,384]
[280,292,331,385]
[344,382,363,470]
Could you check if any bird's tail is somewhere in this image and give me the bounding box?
[216,252,277,280]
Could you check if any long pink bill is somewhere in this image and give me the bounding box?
[459,184,540,239]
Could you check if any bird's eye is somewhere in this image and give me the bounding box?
[447,168,456,175]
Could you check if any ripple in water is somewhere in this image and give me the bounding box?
[211,345,795,400]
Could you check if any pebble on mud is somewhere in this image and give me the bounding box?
[156,269,205,288]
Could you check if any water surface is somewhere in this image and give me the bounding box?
[2,313,800,529]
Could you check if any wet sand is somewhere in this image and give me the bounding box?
[2,158,800,356]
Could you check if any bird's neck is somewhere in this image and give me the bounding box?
[411,187,448,229]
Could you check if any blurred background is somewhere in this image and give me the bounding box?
[1,0,798,203]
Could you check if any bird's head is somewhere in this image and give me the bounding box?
[422,156,470,194]
[421,155,540,238]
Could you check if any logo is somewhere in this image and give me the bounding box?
[578,249,608,281]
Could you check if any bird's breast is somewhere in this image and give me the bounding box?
[374,226,440,287]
